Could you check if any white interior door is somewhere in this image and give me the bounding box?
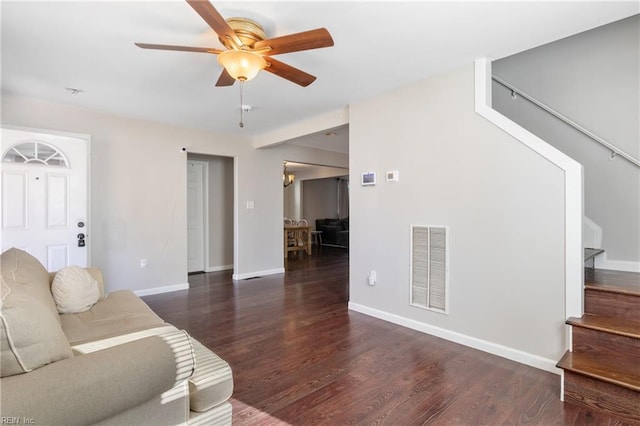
[1,128,89,270]
[187,160,206,273]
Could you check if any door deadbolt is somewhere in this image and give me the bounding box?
[77,233,86,247]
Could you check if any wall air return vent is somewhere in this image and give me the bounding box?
[410,225,449,314]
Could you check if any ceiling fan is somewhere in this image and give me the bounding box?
[135,0,334,87]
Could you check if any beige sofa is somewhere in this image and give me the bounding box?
[0,248,233,425]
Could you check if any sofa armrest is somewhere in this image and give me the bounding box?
[1,334,193,425]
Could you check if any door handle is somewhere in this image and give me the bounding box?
[77,233,86,247]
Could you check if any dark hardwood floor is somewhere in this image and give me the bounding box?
[143,248,633,425]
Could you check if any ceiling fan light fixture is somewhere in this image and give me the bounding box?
[224,17,266,48]
[217,49,266,82]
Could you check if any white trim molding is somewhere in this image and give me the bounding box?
[232,267,285,281]
[583,216,603,250]
[475,58,584,321]
[595,255,640,273]
[206,264,234,273]
[134,282,189,297]
[349,302,560,374]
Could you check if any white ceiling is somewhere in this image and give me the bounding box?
[2,1,637,152]
[282,124,349,153]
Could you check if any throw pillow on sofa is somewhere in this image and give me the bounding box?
[52,266,100,314]
[1,247,60,321]
[1,248,75,377]
[1,276,74,377]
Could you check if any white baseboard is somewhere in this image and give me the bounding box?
[232,267,285,281]
[206,264,233,272]
[594,254,640,273]
[348,302,560,375]
[134,283,189,297]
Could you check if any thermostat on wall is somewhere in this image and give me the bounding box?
[386,170,399,182]
[361,172,376,186]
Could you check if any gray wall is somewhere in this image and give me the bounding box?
[303,177,341,230]
[283,180,297,221]
[349,63,567,364]
[493,15,640,267]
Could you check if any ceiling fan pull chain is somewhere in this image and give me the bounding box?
[239,80,245,128]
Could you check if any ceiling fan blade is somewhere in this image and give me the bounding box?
[135,42,223,54]
[186,0,243,48]
[253,28,334,56]
[264,57,317,87]
[216,69,236,86]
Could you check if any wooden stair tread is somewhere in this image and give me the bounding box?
[585,269,640,296]
[585,283,640,296]
[557,351,640,392]
[567,315,640,339]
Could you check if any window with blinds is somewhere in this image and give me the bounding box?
[411,225,449,314]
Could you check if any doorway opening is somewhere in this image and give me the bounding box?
[283,161,349,262]
[187,154,234,274]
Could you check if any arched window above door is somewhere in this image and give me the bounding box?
[2,140,69,168]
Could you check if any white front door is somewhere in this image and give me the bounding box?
[187,160,207,273]
[1,128,89,271]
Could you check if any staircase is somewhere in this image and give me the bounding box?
[557,268,640,422]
